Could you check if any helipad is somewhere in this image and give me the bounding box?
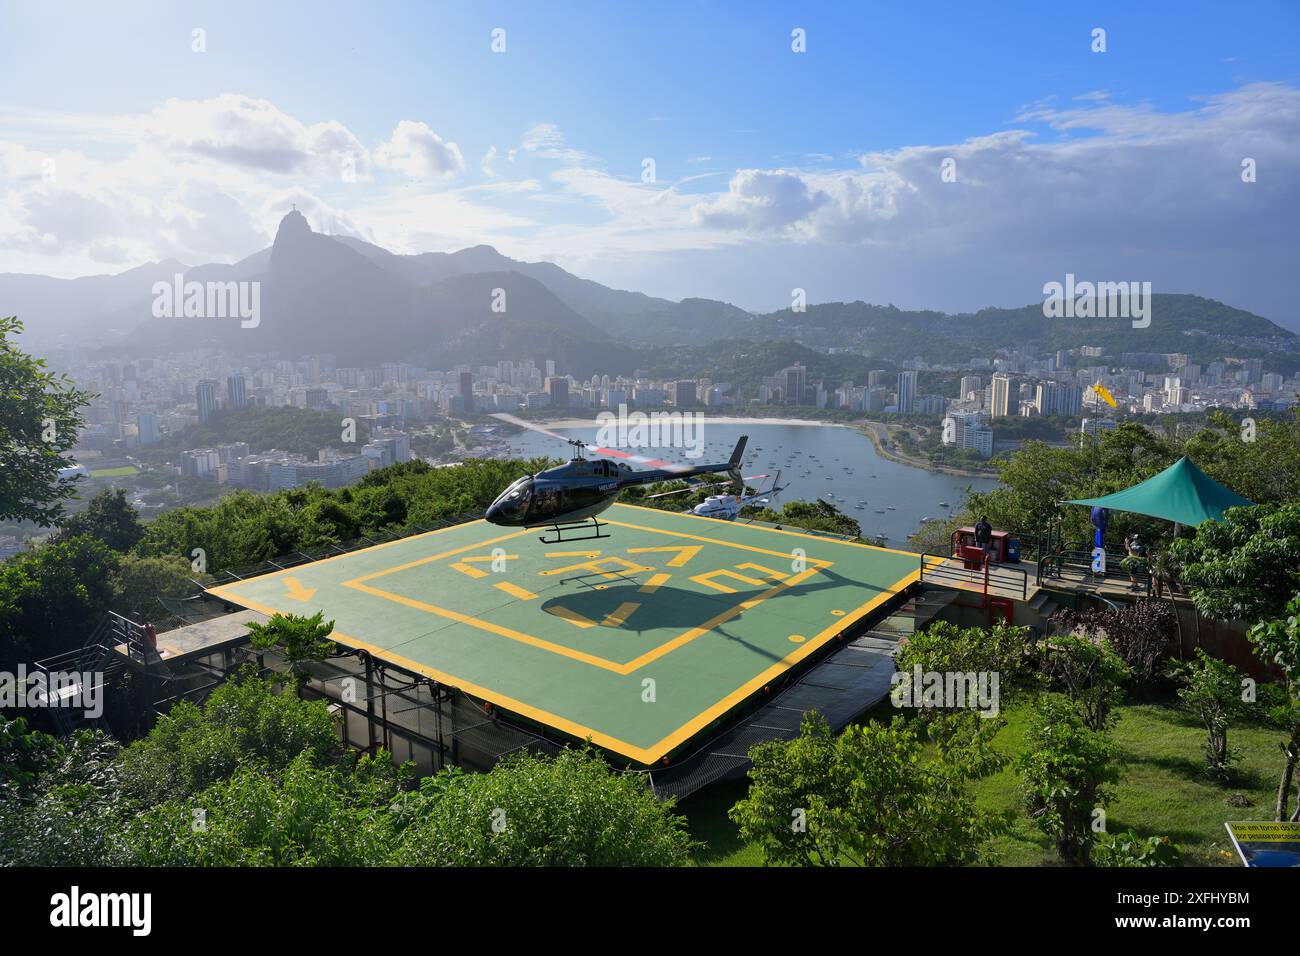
[206,503,926,765]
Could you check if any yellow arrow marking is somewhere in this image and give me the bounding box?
[284,577,317,602]
[627,545,702,567]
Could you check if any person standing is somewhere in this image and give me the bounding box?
[974,515,994,562]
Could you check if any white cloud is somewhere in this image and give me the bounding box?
[374,120,465,180]
[3,84,1296,325]
[692,170,830,234]
[144,94,369,180]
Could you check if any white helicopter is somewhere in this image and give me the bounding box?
[645,470,786,521]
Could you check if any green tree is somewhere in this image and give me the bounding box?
[1019,694,1121,865]
[745,499,861,537]
[1038,633,1130,731]
[729,712,1008,866]
[0,534,120,669]
[0,728,126,866]
[57,488,144,551]
[1248,593,1300,821]
[1170,503,1300,624]
[0,316,93,526]
[111,553,204,625]
[117,671,344,805]
[391,748,693,866]
[246,611,336,683]
[1176,650,1248,782]
[121,753,404,866]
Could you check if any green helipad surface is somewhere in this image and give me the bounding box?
[207,503,925,765]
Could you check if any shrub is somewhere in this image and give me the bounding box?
[1092,832,1182,867]
[1176,650,1248,783]
[391,748,693,866]
[118,671,343,805]
[730,712,1008,866]
[1019,694,1121,864]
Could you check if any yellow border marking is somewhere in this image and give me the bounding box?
[494,581,537,601]
[342,516,836,673]
[203,560,922,765]
[205,505,943,764]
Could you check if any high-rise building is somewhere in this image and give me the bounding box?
[546,376,570,409]
[1034,381,1080,417]
[896,370,918,414]
[459,371,475,413]
[942,411,994,458]
[673,380,698,408]
[1081,418,1118,440]
[781,364,808,404]
[137,412,161,447]
[959,375,982,400]
[227,374,247,409]
[196,380,219,423]
[990,374,1016,417]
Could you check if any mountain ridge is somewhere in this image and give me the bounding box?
[3,211,1295,375]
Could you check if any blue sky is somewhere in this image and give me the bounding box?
[2,1,1298,325]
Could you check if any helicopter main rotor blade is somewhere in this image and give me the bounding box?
[491,412,691,471]
[644,486,695,500]
[491,412,583,447]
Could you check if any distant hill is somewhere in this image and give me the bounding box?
[747,296,1299,372]
[0,259,190,344]
[4,208,1296,374]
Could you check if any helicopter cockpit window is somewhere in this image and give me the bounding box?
[496,476,533,517]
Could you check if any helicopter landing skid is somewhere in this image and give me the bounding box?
[538,518,609,544]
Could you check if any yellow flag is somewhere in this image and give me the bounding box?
[1092,381,1118,408]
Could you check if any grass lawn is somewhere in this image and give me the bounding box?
[91,465,139,478]
[680,693,1287,867]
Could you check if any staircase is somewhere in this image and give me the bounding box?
[1028,589,1063,624]
[31,611,175,737]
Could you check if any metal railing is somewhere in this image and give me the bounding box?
[920,551,1029,601]
[1036,547,1152,597]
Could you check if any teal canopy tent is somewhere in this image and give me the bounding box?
[1066,455,1254,527]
